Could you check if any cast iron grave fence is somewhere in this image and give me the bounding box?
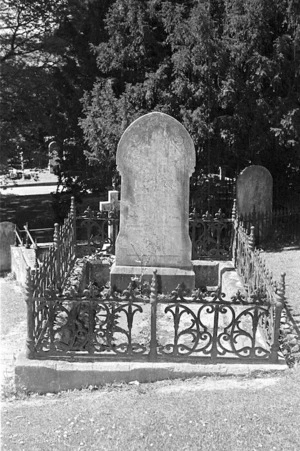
[24,270,284,364]
[239,206,300,247]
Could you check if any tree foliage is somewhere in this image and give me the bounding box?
[1,0,299,200]
[81,0,300,196]
[0,0,112,191]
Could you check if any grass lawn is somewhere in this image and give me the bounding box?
[0,276,26,337]
[2,370,300,450]
[262,247,300,332]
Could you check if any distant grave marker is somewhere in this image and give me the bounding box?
[0,222,15,272]
[110,112,196,292]
[48,141,60,173]
[99,190,120,241]
[237,165,273,241]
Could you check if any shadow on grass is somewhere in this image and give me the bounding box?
[0,193,55,228]
[259,242,300,253]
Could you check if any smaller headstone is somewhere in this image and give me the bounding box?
[0,222,15,272]
[99,190,120,241]
[237,165,273,241]
[48,141,60,173]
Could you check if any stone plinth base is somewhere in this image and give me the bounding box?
[192,261,219,288]
[86,261,111,287]
[110,264,195,293]
[15,353,286,394]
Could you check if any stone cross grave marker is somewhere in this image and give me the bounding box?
[0,222,15,272]
[99,190,120,241]
[110,111,196,293]
[237,165,273,240]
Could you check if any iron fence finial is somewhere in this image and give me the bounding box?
[249,226,255,251]
[231,199,237,221]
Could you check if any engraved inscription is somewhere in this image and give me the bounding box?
[115,112,195,268]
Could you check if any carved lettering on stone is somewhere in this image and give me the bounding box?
[115,112,195,269]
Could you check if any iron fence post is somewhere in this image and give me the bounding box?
[189,209,196,260]
[149,270,158,361]
[270,272,286,363]
[70,196,76,258]
[25,267,35,358]
[230,199,237,263]
[249,226,255,252]
[53,223,61,289]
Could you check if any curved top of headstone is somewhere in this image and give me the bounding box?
[0,221,15,227]
[117,112,195,175]
[237,165,272,182]
[237,165,273,216]
[48,141,59,152]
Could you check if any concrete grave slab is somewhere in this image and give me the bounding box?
[15,354,287,394]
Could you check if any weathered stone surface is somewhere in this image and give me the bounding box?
[111,112,195,292]
[11,246,36,284]
[111,265,195,293]
[15,354,287,394]
[192,261,219,288]
[0,221,15,272]
[87,260,110,288]
[237,165,273,217]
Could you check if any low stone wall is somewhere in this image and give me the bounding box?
[11,246,36,285]
[66,257,234,293]
[86,260,111,287]
[192,261,219,288]
[0,221,15,272]
[63,253,115,294]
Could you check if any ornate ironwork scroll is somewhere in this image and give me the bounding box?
[32,285,150,358]
[156,288,272,361]
[189,210,233,260]
[28,276,282,363]
[76,207,119,255]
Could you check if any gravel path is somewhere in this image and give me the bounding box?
[0,278,27,388]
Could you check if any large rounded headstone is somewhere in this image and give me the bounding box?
[111,112,196,292]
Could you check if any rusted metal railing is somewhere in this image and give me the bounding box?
[26,197,77,298]
[25,271,284,364]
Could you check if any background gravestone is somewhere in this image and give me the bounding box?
[0,222,15,272]
[110,112,196,292]
[237,165,273,241]
[48,141,60,173]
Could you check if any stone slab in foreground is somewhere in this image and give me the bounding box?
[15,354,287,394]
